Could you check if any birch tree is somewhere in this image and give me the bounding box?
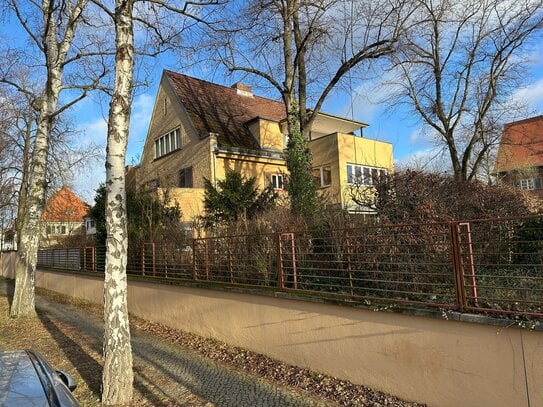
[1,0,109,317]
[203,0,411,216]
[387,0,543,181]
[93,0,220,402]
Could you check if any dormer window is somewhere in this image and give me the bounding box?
[154,128,181,159]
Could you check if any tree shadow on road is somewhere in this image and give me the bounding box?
[37,310,103,397]
[36,303,182,406]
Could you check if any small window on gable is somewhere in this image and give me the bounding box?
[163,97,167,115]
[179,166,193,188]
[154,127,181,159]
[271,173,284,190]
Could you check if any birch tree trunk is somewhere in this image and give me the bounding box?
[10,0,87,318]
[11,103,54,318]
[101,0,134,403]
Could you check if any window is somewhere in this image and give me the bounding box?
[347,164,387,185]
[179,166,193,188]
[147,179,159,189]
[313,166,332,187]
[46,226,52,234]
[519,177,542,190]
[271,174,284,190]
[154,128,181,159]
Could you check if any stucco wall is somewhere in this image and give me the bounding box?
[27,269,543,407]
[0,251,16,279]
[217,153,287,191]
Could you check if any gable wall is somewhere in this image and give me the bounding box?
[137,76,213,189]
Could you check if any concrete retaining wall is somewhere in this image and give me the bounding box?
[0,251,17,279]
[24,269,541,407]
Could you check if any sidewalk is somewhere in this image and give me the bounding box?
[0,278,326,406]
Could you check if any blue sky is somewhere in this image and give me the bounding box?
[2,7,543,203]
[69,46,543,202]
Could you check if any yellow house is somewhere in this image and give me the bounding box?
[131,70,393,222]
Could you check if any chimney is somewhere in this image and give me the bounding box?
[232,82,253,97]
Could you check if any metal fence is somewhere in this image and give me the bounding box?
[37,216,543,318]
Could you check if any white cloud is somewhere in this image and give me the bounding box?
[510,77,543,109]
[395,146,451,173]
[409,128,423,144]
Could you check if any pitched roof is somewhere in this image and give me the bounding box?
[42,186,89,222]
[165,70,286,150]
[495,115,543,173]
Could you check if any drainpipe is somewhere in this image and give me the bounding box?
[209,133,219,188]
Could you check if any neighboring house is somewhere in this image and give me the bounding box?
[41,186,89,247]
[84,216,97,239]
[1,226,16,251]
[495,115,543,196]
[130,70,393,222]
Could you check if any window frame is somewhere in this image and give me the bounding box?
[179,166,193,188]
[154,127,181,159]
[519,177,542,190]
[346,163,387,186]
[271,173,284,190]
[313,165,332,188]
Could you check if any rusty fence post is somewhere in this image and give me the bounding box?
[277,233,285,289]
[151,242,156,277]
[192,238,198,281]
[459,222,478,306]
[204,239,209,281]
[141,245,145,276]
[289,233,297,289]
[345,236,354,297]
[450,222,467,311]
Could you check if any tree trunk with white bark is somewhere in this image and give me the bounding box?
[101,0,135,404]
[10,0,87,318]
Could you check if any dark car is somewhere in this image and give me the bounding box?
[0,350,79,406]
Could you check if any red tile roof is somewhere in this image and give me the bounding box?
[42,186,89,222]
[165,71,286,150]
[495,115,543,173]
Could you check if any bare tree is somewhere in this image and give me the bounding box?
[92,0,220,402]
[202,0,410,215]
[387,0,543,181]
[0,0,109,317]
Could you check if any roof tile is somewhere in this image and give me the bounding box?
[165,70,286,150]
[495,115,543,173]
[42,186,89,222]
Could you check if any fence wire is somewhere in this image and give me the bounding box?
[37,216,543,318]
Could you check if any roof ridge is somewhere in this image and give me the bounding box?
[504,115,543,128]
